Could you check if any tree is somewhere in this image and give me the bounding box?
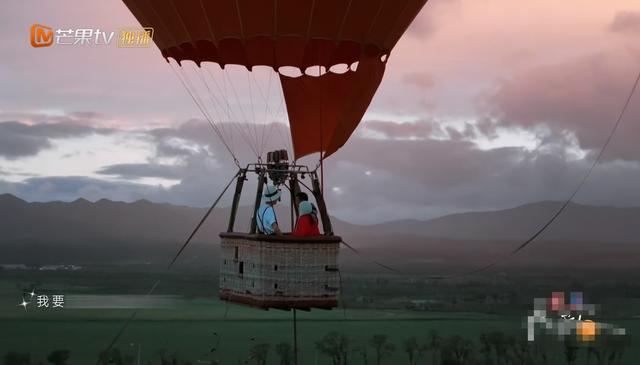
[275,343,293,365]
[402,337,420,365]
[487,331,507,365]
[588,333,631,365]
[352,345,368,365]
[248,343,270,365]
[427,330,443,365]
[478,334,492,365]
[3,352,30,365]
[97,348,124,365]
[608,333,631,365]
[46,350,70,365]
[504,336,539,365]
[368,335,395,365]
[586,343,596,365]
[315,331,351,365]
[563,339,579,365]
[440,335,474,365]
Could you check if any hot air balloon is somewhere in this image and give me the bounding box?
[122,0,428,310]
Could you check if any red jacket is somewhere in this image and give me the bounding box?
[293,215,320,236]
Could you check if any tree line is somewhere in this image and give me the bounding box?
[3,329,631,365]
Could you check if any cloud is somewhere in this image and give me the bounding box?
[3,114,640,223]
[324,135,640,222]
[362,119,484,142]
[148,119,293,162]
[4,176,166,203]
[96,163,183,180]
[363,120,437,139]
[485,52,640,161]
[610,11,640,34]
[0,120,114,159]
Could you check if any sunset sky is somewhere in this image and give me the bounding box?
[1,0,639,223]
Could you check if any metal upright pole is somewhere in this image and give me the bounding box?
[250,171,266,234]
[289,178,295,232]
[311,173,333,235]
[290,173,301,231]
[227,169,246,232]
[293,308,298,365]
[320,152,324,195]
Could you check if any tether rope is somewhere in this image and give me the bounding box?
[95,172,238,363]
[339,67,640,280]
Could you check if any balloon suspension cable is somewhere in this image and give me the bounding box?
[203,66,259,159]
[169,62,239,166]
[95,172,239,363]
[339,67,640,280]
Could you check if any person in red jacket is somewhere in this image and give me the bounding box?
[293,201,320,236]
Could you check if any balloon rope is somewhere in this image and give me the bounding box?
[199,64,259,159]
[506,68,640,256]
[246,72,259,156]
[169,62,238,165]
[168,171,240,269]
[223,70,261,158]
[339,67,640,280]
[204,66,258,157]
[95,172,238,363]
[177,64,239,159]
[191,65,240,155]
[340,240,402,274]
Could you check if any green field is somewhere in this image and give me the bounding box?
[1,269,638,364]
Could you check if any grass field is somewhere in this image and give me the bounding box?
[1,269,638,364]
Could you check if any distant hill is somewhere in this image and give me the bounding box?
[0,194,638,270]
[365,201,640,243]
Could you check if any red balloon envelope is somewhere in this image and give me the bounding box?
[122,0,428,159]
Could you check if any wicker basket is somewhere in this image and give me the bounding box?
[219,233,340,310]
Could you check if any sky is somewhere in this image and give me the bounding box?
[1,0,639,224]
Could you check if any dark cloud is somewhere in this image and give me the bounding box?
[0,120,114,159]
[324,136,640,222]
[3,116,640,223]
[610,11,640,34]
[3,176,166,204]
[486,53,640,161]
[148,119,294,163]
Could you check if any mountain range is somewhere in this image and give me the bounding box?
[1,193,638,271]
